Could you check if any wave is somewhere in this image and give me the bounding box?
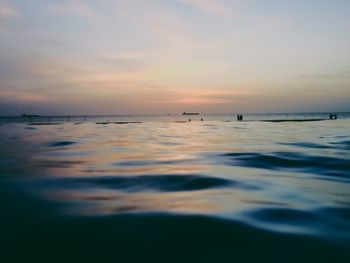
[279,142,333,149]
[48,141,76,147]
[330,140,350,150]
[280,141,350,150]
[221,152,350,179]
[0,183,349,263]
[39,174,233,192]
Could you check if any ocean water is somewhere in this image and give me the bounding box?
[0,113,349,262]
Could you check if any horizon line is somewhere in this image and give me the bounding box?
[1,111,349,118]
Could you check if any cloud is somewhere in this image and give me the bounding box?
[249,15,291,33]
[171,96,232,105]
[48,0,95,18]
[164,89,252,106]
[112,2,200,49]
[0,90,48,103]
[298,71,350,79]
[177,0,235,18]
[0,3,18,19]
[89,56,149,72]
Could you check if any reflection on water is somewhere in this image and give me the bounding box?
[0,115,350,262]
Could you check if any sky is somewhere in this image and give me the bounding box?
[0,0,349,115]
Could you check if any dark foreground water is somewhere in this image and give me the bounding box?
[0,114,349,262]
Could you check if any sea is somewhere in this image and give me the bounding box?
[0,113,349,262]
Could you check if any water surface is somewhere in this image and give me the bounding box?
[1,113,349,262]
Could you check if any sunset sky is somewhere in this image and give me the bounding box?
[0,0,349,115]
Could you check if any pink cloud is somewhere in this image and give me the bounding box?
[0,91,48,103]
[0,3,18,19]
[48,0,95,18]
[177,0,236,19]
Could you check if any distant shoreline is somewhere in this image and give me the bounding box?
[0,112,349,118]
[261,119,327,122]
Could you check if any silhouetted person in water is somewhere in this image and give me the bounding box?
[237,114,243,121]
[334,114,337,120]
[201,118,203,121]
[329,113,334,120]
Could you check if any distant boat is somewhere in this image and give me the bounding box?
[21,114,40,117]
[183,112,199,115]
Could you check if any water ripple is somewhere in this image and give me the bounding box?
[241,206,350,240]
[42,174,233,192]
[49,141,76,147]
[221,152,350,178]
